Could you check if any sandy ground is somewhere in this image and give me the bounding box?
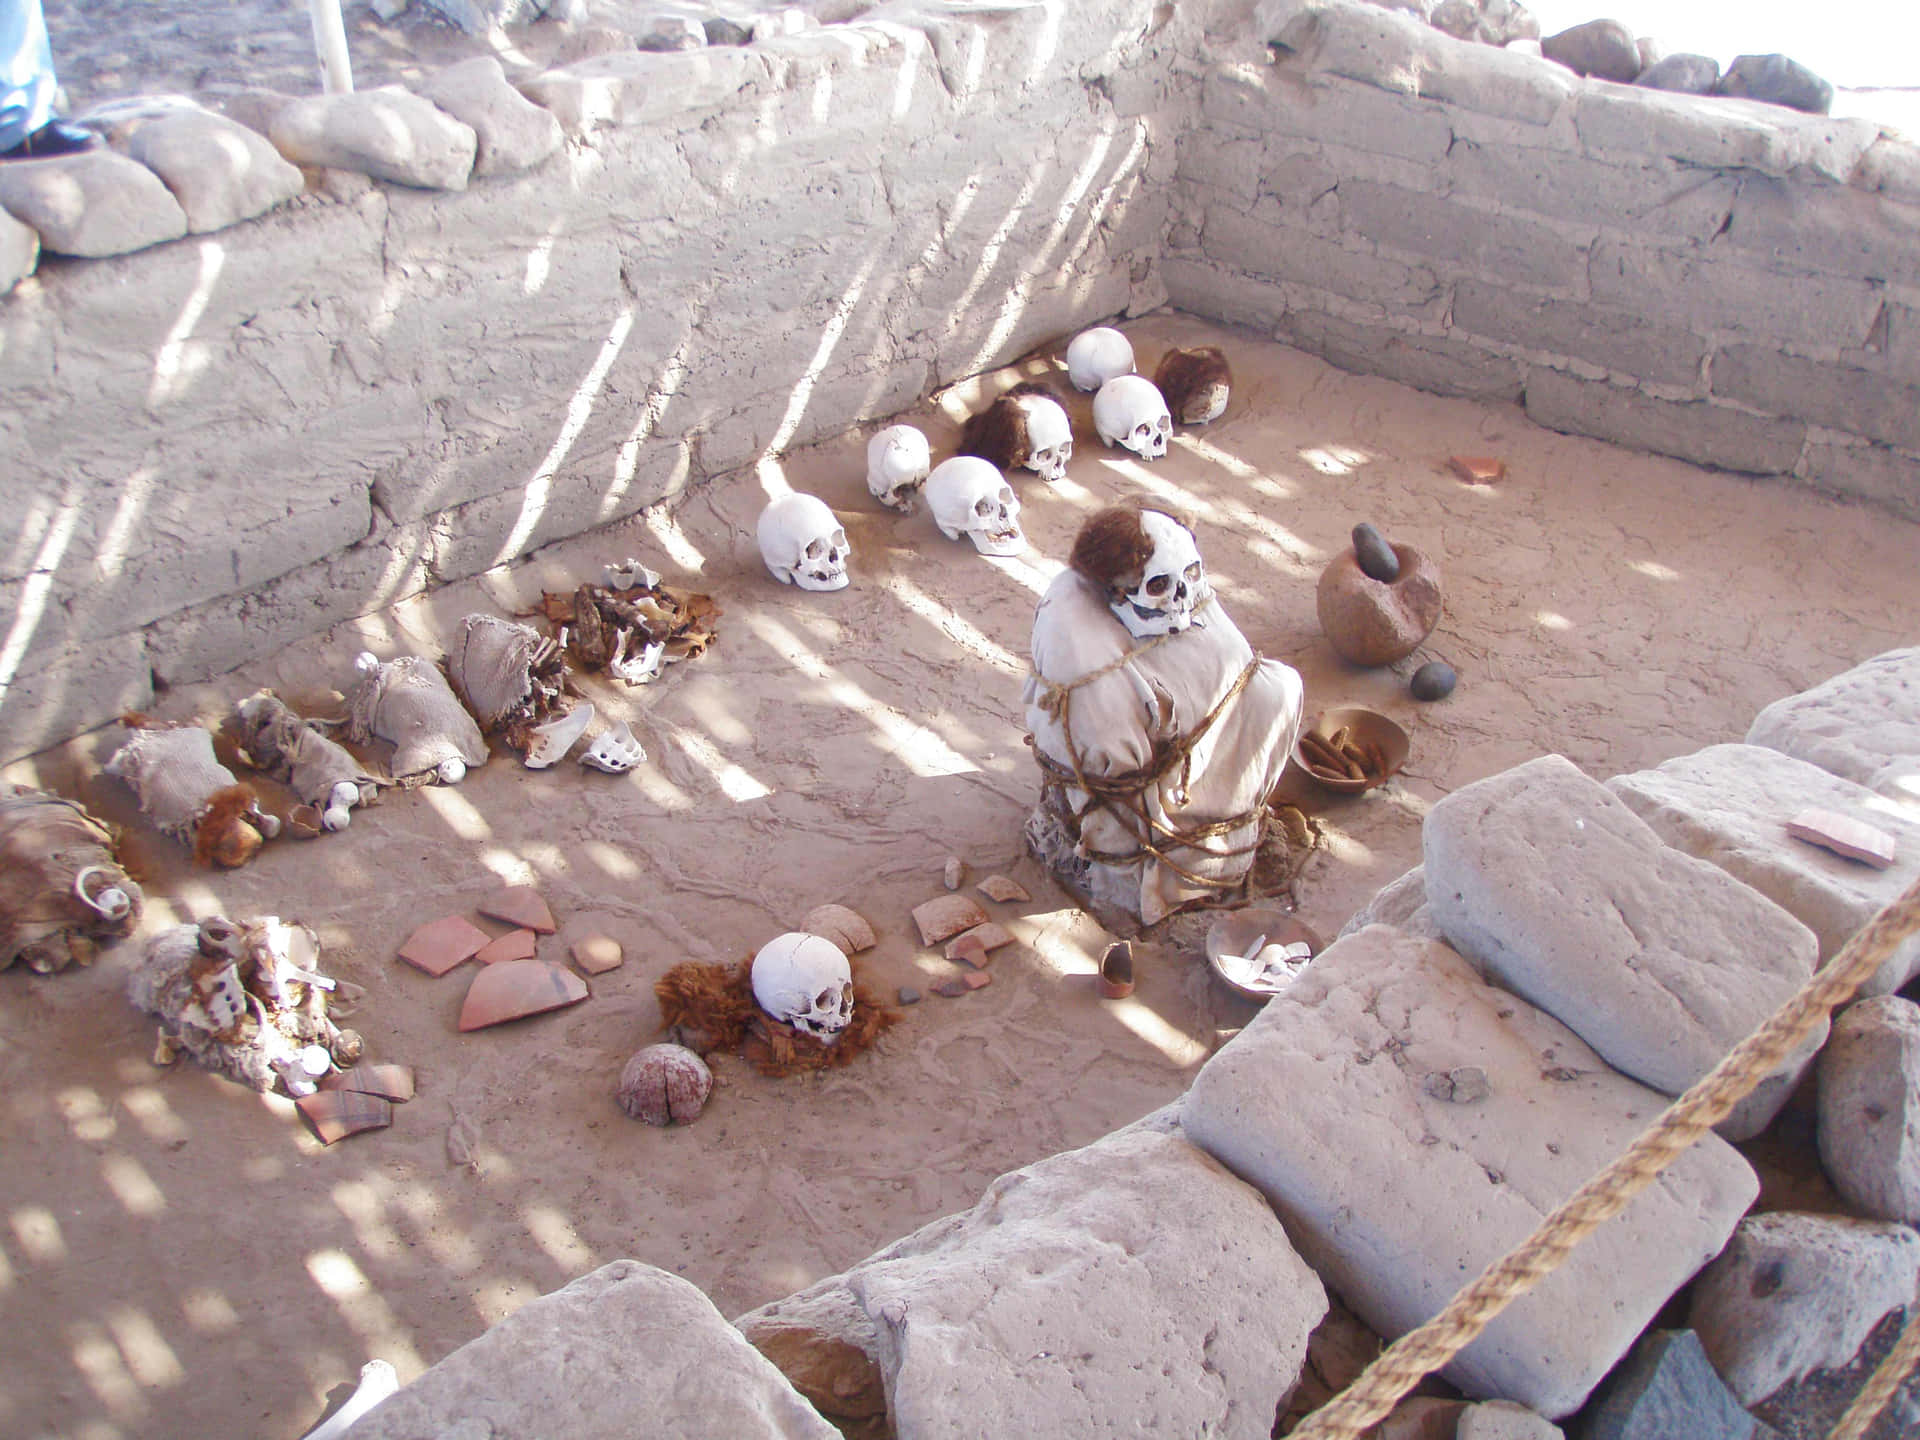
[4,307,1919,1439]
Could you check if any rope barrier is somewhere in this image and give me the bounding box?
[1290,871,1920,1440]
[1825,1292,1920,1440]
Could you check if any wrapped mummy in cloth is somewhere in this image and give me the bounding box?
[1023,505,1304,924]
[346,651,490,785]
[104,719,281,868]
[0,787,142,973]
[233,692,382,832]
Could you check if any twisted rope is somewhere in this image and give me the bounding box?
[1826,1292,1920,1440]
[1291,871,1920,1440]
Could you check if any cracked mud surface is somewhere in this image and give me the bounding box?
[5,288,1919,1437]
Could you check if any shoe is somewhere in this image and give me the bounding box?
[0,119,99,162]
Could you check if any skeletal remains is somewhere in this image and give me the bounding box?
[104,719,281,867]
[758,493,851,591]
[750,931,855,1042]
[233,692,382,832]
[1093,374,1173,460]
[1066,325,1135,392]
[347,651,490,785]
[959,382,1075,484]
[926,456,1026,556]
[1154,345,1232,426]
[0,786,142,974]
[866,424,932,512]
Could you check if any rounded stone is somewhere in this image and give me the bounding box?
[1637,53,1721,95]
[1316,544,1444,667]
[1411,660,1458,702]
[616,1043,713,1126]
[1541,18,1642,82]
[1351,523,1400,583]
[1716,53,1834,115]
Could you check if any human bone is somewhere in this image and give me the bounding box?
[607,631,665,685]
[925,457,1025,556]
[581,720,646,773]
[233,691,380,831]
[604,557,661,591]
[750,931,855,1042]
[1019,390,1075,483]
[104,722,278,867]
[1066,326,1135,391]
[1093,374,1173,460]
[1154,345,1232,426]
[616,1043,714,1125]
[1111,509,1208,639]
[757,492,851,591]
[957,384,1074,484]
[0,788,143,974]
[347,651,490,784]
[523,702,595,769]
[866,424,932,512]
[299,1359,400,1440]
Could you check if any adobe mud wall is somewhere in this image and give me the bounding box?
[5,0,1920,763]
[1166,2,1920,517]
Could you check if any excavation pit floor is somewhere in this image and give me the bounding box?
[5,312,1920,1438]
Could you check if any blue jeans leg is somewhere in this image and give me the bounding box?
[0,0,56,153]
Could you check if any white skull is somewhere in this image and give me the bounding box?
[926,457,1024,556]
[757,493,850,591]
[1066,326,1135,392]
[1112,510,1208,639]
[750,931,855,1043]
[866,424,932,512]
[1094,375,1172,461]
[1017,393,1074,484]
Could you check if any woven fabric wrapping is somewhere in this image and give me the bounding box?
[445,614,541,730]
[1023,569,1304,924]
[0,788,140,968]
[348,656,489,779]
[104,727,236,838]
[237,697,379,806]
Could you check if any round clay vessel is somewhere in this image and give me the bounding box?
[617,1043,714,1125]
[1316,543,1443,667]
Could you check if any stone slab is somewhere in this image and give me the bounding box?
[122,109,304,234]
[349,1260,839,1439]
[419,55,564,178]
[1423,755,1823,1139]
[269,87,477,191]
[0,149,188,258]
[1817,995,1920,1224]
[1454,280,1707,389]
[1606,744,1920,996]
[1746,647,1920,815]
[1181,925,1757,1419]
[1578,1328,1780,1440]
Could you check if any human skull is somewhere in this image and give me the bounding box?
[866,425,932,512]
[750,931,855,1043]
[1018,393,1074,484]
[757,493,850,591]
[926,457,1024,556]
[1112,510,1208,639]
[1066,326,1135,392]
[1094,375,1172,461]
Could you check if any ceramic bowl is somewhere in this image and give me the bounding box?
[1293,706,1411,794]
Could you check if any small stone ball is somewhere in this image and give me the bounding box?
[1351,523,1400,583]
[617,1043,714,1126]
[1411,660,1458,702]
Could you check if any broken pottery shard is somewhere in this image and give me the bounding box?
[296,1089,394,1144]
[287,804,325,838]
[321,1063,416,1102]
[947,933,989,969]
[478,884,557,934]
[976,873,1031,903]
[800,903,876,956]
[458,959,588,1031]
[474,928,539,965]
[944,922,1014,963]
[398,915,493,976]
[962,969,992,990]
[570,934,624,975]
[911,892,990,947]
[1787,809,1897,869]
[1447,455,1507,484]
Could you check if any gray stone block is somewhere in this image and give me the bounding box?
[419,56,565,177]
[0,150,188,259]
[1524,369,1806,476]
[1589,236,1882,352]
[1282,308,1524,400]
[1541,19,1641,83]
[1745,646,1920,812]
[1199,67,1454,165]
[270,87,478,191]
[1181,926,1757,1419]
[1454,281,1707,388]
[1575,1329,1773,1440]
[0,629,152,765]
[1339,179,1586,289]
[1444,140,1735,244]
[1720,175,1920,291]
[1203,206,1443,309]
[1714,345,1920,452]
[1717,54,1833,117]
[350,1260,840,1440]
[121,109,304,234]
[1607,743,1920,996]
[1422,754,1823,1139]
[1571,84,1882,183]
[1817,997,1920,1224]
[1795,440,1920,520]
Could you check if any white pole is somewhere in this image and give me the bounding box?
[309,0,355,94]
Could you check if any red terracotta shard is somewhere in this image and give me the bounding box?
[1447,455,1507,484]
[1788,809,1898,869]
[570,934,625,975]
[975,874,1031,904]
[947,933,990,969]
[944,922,1013,962]
[321,1063,416,1103]
[962,969,992,990]
[398,915,493,977]
[475,928,539,965]
[912,893,989,947]
[801,903,877,955]
[296,1089,393,1145]
[478,884,557,934]
[458,959,588,1031]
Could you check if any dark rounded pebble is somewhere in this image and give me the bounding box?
[1411,660,1457,702]
[897,986,922,1005]
[1352,523,1400,583]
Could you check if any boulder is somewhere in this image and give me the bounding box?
[635,14,706,51]
[1689,1211,1920,1405]
[0,205,37,290]
[0,149,188,258]
[1459,1399,1565,1439]
[1423,755,1823,1140]
[1745,648,1920,818]
[1817,995,1920,1223]
[269,86,477,191]
[1607,744,1920,996]
[1181,926,1757,1419]
[122,108,304,233]
[737,1118,1326,1440]
[1336,864,1442,941]
[1636,53,1720,95]
[1540,18,1641,82]
[420,56,564,177]
[1316,542,1443,666]
[348,1260,840,1439]
[1716,54,1834,115]
[1578,1329,1780,1440]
